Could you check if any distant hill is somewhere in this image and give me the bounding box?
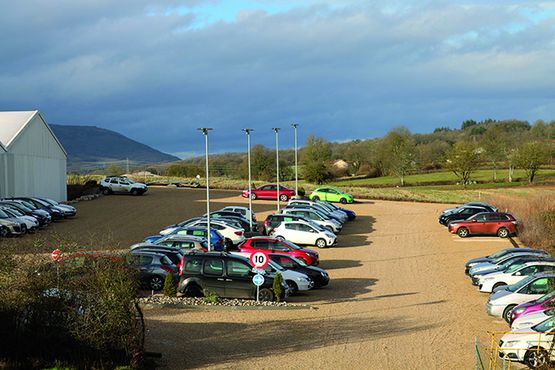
[50,124,180,170]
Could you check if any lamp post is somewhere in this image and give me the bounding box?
[272,128,281,211]
[242,128,254,232]
[291,123,299,197]
[197,128,213,251]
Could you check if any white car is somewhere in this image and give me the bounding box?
[231,252,314,293]
[1,207,39,232]
[479,261,555,293]
[220,206,256,223]
[100,176,147,195]
[469,252,551,277]
[270,221,336,248]
[486,273,555,322]
[498,315,555,368]
[281,208,342,233]
[287,200,347,223]
[189,220,245,246]
[512,308,555,330]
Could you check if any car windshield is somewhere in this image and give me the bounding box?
[13,203,32,213]
[505,262,526,273]
[44,198,59,205]
[536,290,555,304]
[532,316,555,333]
[508,275,538,292]
[33,198,50,207]
[20,201,37,210]
[290,256,307,266]
[0,209,9,218]
[489,250,510,259]
[5,208,23,216]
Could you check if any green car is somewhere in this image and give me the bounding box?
[309,187,354,204]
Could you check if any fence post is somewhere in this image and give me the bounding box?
[475,336,479,370]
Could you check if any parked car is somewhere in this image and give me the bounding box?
[281,208,342,233]
[439,205,491,226]
[268,253,329,287]
[465,248,547,275]
[189,220,245,246]
[478,261,555,293]
[263,213,311,235]
[0,225,7,237]
[472,256,555,286]
[129,250,178,291]
[287,200,347,223]
[242,184,295,202]
[144,227,226,251]
[99,176,147,195]
[220,206,257,224]
[259,258,313,294]
[0,208,26,235]
[178,252,288,301]
[0,206,38,232]
[154,235,208,252]
[10,197,64,220]
[0,200,50,227]
[469,251,552,277]
[316,200,356,220]
[511,307,555,330]
[497,315,555,368]
[440,202,498,216]
[130,245,184,270]
[270,221,336,248]
[37,197,77,217]
[205,211,256,232]
[511,290,555,325]
[238,236,320,265]
[309,187,354,204]
[486,273,555,322]
[448,212,518,238]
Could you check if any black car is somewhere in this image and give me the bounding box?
[263,213,309,235]
[268,253,330,288]
[439,206,490,226]
[178,252,287,301]
[206,211,256,232]
[9,197,64,220]
[0,201,50,227]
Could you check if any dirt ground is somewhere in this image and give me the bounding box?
[4,188,515,369]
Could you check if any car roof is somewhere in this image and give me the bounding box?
[162,235,206,242]
[130,250,166,257]
[248,236,279,241]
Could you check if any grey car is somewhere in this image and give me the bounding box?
[0,208,26,236]
[129,250,178,291]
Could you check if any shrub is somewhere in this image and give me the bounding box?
[163,273,177,297]
[203,289,219,304]
[273,272,284,303]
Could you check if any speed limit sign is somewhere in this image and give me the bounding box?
[250,252,269,269]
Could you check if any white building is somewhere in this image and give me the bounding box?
[0,111,67,201]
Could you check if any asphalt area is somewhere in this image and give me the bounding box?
[4,187,516,369]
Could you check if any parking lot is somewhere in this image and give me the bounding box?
[6,187,517,369]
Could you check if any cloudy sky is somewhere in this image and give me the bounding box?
[1,1,554,157]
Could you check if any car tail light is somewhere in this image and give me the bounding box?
[162,266,176,273]
[179,256,184,275]
[235,231,243,236]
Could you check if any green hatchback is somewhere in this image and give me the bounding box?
[309,187,354,204]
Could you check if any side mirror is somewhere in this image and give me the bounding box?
[514,271,522,276]
[472,219,477,223]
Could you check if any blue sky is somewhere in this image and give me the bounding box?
[1,0,555,158]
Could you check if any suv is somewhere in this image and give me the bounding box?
[448,212,518,238]
[100,176,147,196]
[178,252,288,301]
[238,237,319,266]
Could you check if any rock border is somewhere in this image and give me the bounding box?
[138,296,316,311]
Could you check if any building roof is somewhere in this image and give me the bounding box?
[0,110,67,156]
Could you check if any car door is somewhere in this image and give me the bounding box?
[327,188,340,202]
[201,258,226,296]
[484,214,501,234]
[251,239,270,252]
[224,259,254,298]
[283,223,303,244]
[119,179,132,192]
[110,178,121,192]
[469,213,488,234]
[297,223,317,245]
[258,185,272,199]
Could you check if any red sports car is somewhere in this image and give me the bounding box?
[448,212,518,238]
[238,236,319,265]
[242,184,295,202]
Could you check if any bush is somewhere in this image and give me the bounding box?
[163,273,177,297]
[273,272,284,303]
[203,289,219,304]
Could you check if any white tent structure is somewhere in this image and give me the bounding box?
[0,111,67,201]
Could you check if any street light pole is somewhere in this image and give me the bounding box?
[242,128,254,232]
[291,123,299,197]
[272,128,281,212]
[197,128,213,251]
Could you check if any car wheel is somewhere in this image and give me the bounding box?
[316,238,327,248]
[184,284,203,297]
[524,347,549,369]
[20,225,27,235]
[503,304,516,323]
[131,189,138,196]
[0,226,7,237]
[286,280,298,295]
[492,282,507,291]
[250,193,257,200]
[275,235,285,241]
[340,197,347,204]
[258,288,274,302]
[312,195,320,201]
[149,276,164,291]
[279,194,289,202]
[457,227,469,238]
[102,187,112,195]
[497,227,509,238]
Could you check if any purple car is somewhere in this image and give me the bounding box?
[510,290,555,323]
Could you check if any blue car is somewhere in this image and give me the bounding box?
[143,227,226,251]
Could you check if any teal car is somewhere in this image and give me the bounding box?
[309,187,354,204]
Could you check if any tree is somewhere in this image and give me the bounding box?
[378,128,416,186]
[513,141,549,183]
[461,119,477,130]
[250,144,275,181]
[301,136,333,184]
[480,126,506,181]
[105,164,123,176]
[445,141,481,185]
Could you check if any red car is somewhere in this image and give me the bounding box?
[242,184,295,202]
[238,236,319,265]
[448,212,518,238]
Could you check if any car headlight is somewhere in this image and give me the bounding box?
[321,272,328,277]
[513,308,526,315]
[504,340,519,348]
[297,277,310,282]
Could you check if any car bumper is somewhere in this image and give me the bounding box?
[498,347,525,362]
[480,281,495,293]
[486,302,505,317]
[471,276,480,285]
[327,239,337,247]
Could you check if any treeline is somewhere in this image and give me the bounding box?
[152,118,555,185]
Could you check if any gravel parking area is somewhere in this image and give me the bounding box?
[5,188,514,368]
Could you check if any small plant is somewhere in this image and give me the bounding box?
[162,274,177,297]
[273,272,284,303]
[203,289,219,304]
